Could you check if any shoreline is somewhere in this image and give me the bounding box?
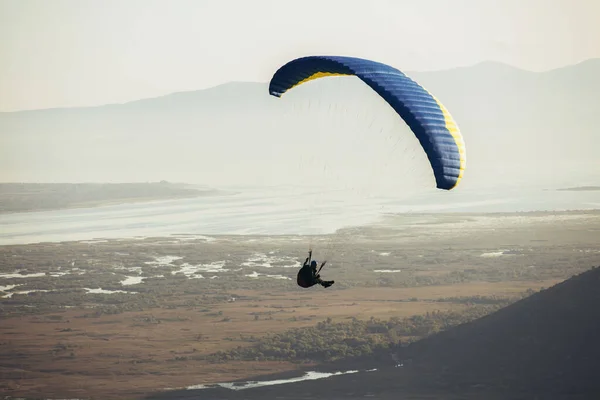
[1,208,599,247]
[0,182,226,215]
[0,193,204,216]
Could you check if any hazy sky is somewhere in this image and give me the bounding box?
[1,0,599,111]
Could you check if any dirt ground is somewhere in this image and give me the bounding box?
[0,280,560,399]
[1,210,599,399]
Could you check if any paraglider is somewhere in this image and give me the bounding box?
[297,250,334,289]
[269,55,467,288]
[268,55,466,190]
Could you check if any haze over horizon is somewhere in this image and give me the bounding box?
[2,0,599,194]
[1,58,598,113]
[2,59,600,190]
[2,0,600,112]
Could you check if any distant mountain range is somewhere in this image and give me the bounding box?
[2,59,599,189]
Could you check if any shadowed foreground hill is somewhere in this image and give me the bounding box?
[147,266,600,400]
[397,265,600,395]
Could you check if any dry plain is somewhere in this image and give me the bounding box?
[1,210,599,399]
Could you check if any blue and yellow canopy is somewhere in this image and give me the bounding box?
[268,56,466,190]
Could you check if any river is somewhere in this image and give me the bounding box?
[1,185,598,245]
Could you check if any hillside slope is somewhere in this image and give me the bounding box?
[151,266,600,399]
[400,265,600,393]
